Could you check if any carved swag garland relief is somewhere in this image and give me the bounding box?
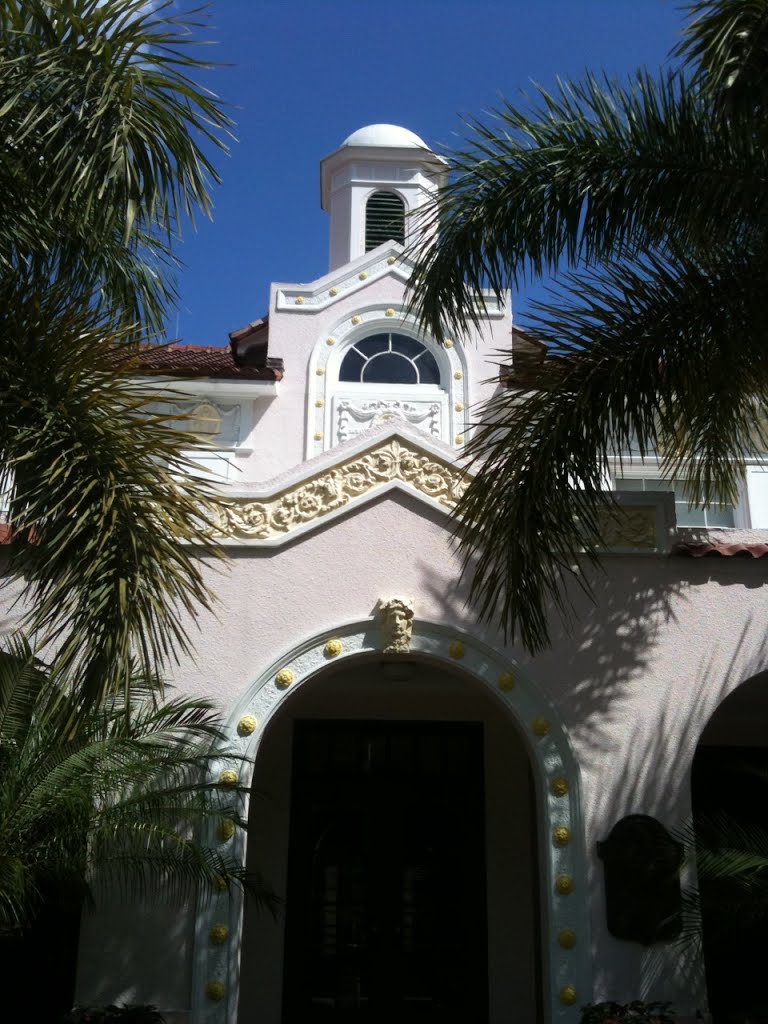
[215,439,468,540]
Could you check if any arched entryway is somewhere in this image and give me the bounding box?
[190,620,591,1024]
[692,671,768,1023]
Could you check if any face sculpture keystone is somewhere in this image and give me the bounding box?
[379,597,415,654]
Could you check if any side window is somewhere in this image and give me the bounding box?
[365,191,405,251]
[149,399,241,481]
[615,476,735,528]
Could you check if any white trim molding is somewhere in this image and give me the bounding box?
[190,619,593,1024]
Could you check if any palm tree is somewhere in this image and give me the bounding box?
[408,0,768,652]
[0,1,234,706]
[0,635,275,939]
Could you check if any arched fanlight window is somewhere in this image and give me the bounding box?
[339,333,441,385]
[365,191,405,251]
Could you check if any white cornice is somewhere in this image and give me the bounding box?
[134,377,279,401]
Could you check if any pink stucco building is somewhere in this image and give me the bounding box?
[70,125,768,1024]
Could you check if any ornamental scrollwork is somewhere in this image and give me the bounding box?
[214,440,469,540]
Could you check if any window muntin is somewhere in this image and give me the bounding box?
[339,333,441,386]
[615,476,735,528]
[365,191,405,251]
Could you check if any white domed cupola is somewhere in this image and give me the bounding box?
[320,124,448,271]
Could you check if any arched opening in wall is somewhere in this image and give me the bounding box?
[692,671,768,1024]
[365,191,405,250]
[238,655,541,1024]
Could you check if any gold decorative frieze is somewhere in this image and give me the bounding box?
[215,440,469,541]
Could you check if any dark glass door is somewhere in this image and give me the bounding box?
[282,721,488,1023]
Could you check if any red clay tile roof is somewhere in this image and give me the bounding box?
[671,542,768,558]
[136,343,282,381]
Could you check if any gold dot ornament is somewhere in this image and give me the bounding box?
[209,925,228,945]
[237,714,257,736]
[385,308,395,317]
[324,638,343,658]
[326,336,335,346]
[276,668,294,688]
[217,820,236,842]
[454,370,463,380]
[206,981,226,1002]
[294,296,304,305]
[316,367,325,376]
[313,432,323,441]
[558,928,577,949]
[315,399,324,408]
[387,256,396,265]
[351,315,361,325]
[448,640,465,660]
[329,287,338,296]
[358,272,367,281]
[532,718,550,737]
[555,874,574,896]
[213,874,228,893]
[551,777,569,797]
[559,985,577,1006]
[219,769,238,787]
[455,402,464,412]
[553,826,571,847]
[497,672,515,691]
[455,435,464,445]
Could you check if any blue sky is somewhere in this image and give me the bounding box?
[167,0,687,347]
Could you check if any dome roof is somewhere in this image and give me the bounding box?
[341,124,430,150]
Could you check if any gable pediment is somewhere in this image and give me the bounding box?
[214,425,467,546]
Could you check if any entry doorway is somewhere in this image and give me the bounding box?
[281,720,488,1023]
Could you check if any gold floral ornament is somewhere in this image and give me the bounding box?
[326,337,335,346]
[209,925,228,945]
[315,399,324,408]
[206,981,226,1002]
[217,820,236,842]
[329,286,338,296]
[358,271,367,281]
[454,370,463,380]
[558,928,577,949]
[275,667,294,688]
[455,435,464,445]
[324,638,343,658]
[532,718,550,737]
[553,826,571,846]
[497,672,515,691]
[387,256,396,265]
[219,769,238,787]
[455,402,464,412]
[237,714,257,736]
[555,874,574,895]
[294,296,304,305]
[444,339,454,348]
[559,985,577,1006]
[551,777,569,797]
[385,308,395,317]
[448,640,465,660]
[313,432,323,441]
[315,367,325,376]
[351,315,361,325]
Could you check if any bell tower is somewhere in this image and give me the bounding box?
[320,124,448,272]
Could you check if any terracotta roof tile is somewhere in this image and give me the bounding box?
[671,541,768,558]
[136,343,282,381]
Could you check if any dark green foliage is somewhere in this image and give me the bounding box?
[580,1002,675,1024]
[63,1006,166,1024]
[409,0,768,651]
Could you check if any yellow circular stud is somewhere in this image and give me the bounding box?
[532,718,550,737]
[351,315,361,325]
[385,308,395,317]
[555,874,574,895]
[448,640,465,660]
[454,370,463,380]
[219,769,238,787]
[329,287,338,296]
[497,672,515,691]
[558,928,577,949]
[276,668,294,688]
[444,339,454,349]
[315,399,324,408]
[324,638,343,658]
[326,337,336,346]
[455,435,464,445]
[559,985,577,1006]
[358,272,367,281]
[313,432,323,441]
[237,714,257,736]
[217,820,236,842]
[387,256,396,265]
[294,296,304,305]
[316,367,325,376]
[206,981,226,1002]
[551,777,569,797]
[455,402,464,412]
[553,826,571,846]
[209,924,228,945]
